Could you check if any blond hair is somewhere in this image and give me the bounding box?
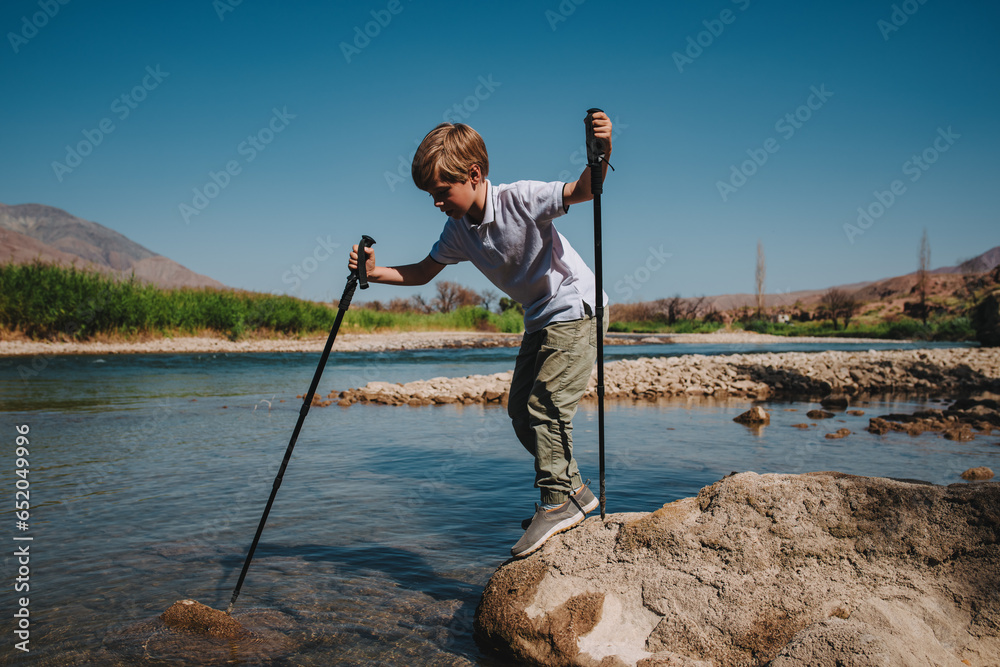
[411,123,489,191]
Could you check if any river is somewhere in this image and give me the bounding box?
[0,340,994,665]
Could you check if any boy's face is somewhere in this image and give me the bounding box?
[425,165,482,220]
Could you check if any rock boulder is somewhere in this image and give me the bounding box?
[474,472,1000,666]
[733,406,770,425]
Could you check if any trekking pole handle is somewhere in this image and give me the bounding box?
[357,235,376,289]
[585,108,606,195]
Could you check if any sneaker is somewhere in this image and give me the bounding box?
[511,497,586,558]
[520,483,598,530]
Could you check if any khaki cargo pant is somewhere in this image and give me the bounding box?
[507,305,608,506]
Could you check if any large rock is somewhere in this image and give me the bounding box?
[474,472,1000,666]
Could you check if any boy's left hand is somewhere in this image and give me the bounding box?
[587,111,612,155]
[564,111,614,206]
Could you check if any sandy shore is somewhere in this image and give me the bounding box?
[0,330,894,357]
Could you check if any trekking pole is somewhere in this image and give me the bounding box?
[586,109,608,520]
[225,234,376,615]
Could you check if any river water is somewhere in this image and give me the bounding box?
[1,341,995,665]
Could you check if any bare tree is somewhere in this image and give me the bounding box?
[433,281,481,313]
[841,294,859,328]
[387,297,412,313]
[755,241,766,318]
[480,288,499,313]
[819,289,858,330]
[409,294,433,314]
[683,295,707,320]
[916,229,931,325]
[659,295,683,324]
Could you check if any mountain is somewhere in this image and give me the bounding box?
[664,245,1000,315]
[0,203,226,289]
[934,246,1000,275]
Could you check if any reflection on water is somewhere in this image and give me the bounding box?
[0,345,994,665]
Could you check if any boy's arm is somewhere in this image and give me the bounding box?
[349,246,446,286]
[563,111,613,207]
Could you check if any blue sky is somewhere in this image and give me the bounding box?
[2,0,997,305]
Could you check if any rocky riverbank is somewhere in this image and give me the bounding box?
[332,347,1000,407]
[866,396,1000,443]
[0,329,894,356]
[0,331,522,356]
[474,471,1000,666]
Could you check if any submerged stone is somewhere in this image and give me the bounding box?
[161,599,247,638]
[733,406,770,425]
[105,604,294,664]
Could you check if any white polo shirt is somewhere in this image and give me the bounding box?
[429,179,608,333]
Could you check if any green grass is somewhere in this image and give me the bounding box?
[4,262,976,342]
[344,304,523,334]
[607,315,974,341]
[0,262,525,340]
[608,319,725,334]
[737,317,975,341]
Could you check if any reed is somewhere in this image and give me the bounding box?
[0,262,524,340]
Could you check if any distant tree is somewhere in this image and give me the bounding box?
[480,288,499,313]
[819,288,859,330]
[684,295,707,320]
[841,295,859,328]
[660,295,683,324]
[916,229,931,325]
[409,294,433,314]
[498,296,524,315]
[755,241,766,318]
[388,297,412,313]
[433,281,480,313]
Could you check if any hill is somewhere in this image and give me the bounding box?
[0,203,226,289]
[621,245,1000,323]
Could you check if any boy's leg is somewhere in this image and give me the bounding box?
[508,329,543,457]
[509,314,599,506]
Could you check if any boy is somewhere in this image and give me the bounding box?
[349,112,612,557]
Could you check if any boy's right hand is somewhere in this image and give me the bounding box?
[349,244,375,275]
